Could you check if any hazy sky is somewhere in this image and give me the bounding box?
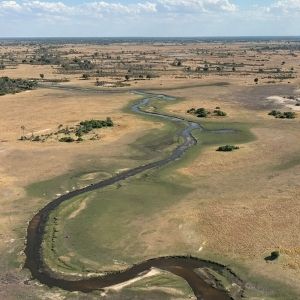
[0,0,299,37]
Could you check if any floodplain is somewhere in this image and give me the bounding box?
[0,38,299,299]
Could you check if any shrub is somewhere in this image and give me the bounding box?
[187,106,227,118]
[271,251,280,260]
[217,145,239,152]
[214,109,227,116]
[265,250,280,261]
[32,136,41,142]
[187,108,196,114]
[197,110,208,118]
[282,112,296,119]
[268,110,296,119]
[82,73,90,80]
[59,137,75,143]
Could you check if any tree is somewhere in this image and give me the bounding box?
[21,125,25,136]
[125,74,130,81]
[40,73,44,79]
[254,78,259,84]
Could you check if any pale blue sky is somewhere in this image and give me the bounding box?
[0,0,299,37]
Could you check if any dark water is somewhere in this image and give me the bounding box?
[24,91,243,299]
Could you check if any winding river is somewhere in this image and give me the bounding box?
[24,89,244,300]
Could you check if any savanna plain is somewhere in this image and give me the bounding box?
[0,38,300,299]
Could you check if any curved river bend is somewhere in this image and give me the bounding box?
[24,91,244,300]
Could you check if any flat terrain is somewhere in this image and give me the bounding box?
[0,39,300,299]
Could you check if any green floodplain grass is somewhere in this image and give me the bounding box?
[26,92,297,299]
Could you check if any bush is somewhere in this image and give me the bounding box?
[187,108,196,114]
[197,111,208,118]
[268,110,296,119]
[271,251,280,260]
[214,109,227,116]
[32,136,41,142]
[59,136,75,143]
[82,73,90,80]
[217,145,239,152]
[282,112,296,119]
[187,106,227,118]
[0,77,37,96]
[265,250,280,261]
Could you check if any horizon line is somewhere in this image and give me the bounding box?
[1,35,300,39]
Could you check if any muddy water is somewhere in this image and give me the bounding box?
[24,91,243,299]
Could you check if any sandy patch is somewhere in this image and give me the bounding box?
[286,104,300,111]
[105,268,161,291]
[68,199,87,219]
[266,95,300,111]
[267,95,287,104]
[135,286,189,296]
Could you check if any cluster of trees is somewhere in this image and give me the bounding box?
[187,107,227,118]
[20,118,114,143]
[268,110,296,119]
[124,73,154,81]
[22,48,62,65]
[75,118,114,137]
[62,58,95,71]
[0,77,37,96]
[217,145,240,152]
